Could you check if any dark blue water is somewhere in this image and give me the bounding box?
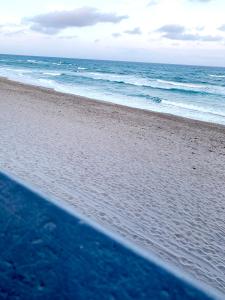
[0,54,225,124]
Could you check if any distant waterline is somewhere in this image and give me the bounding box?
[0,54,225,125]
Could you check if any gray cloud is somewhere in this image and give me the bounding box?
[147,0,160,6]
[27,7,128,34]
[157,25,185,34]
[157,24,223,42]
[58,35,77,40]
[218,24,225,32]
[112,33,121,38]
[125,27,142,35]
[4,30,26,37]
[0,24,26,37]
[165,32,223,41]
[188,0,212,2]
[0,23,16,28]
[196,26,205,31]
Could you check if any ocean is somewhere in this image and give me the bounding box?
[0,54,225,125]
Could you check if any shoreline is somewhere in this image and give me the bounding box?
[1,76,225,131]
[0,76,225,294]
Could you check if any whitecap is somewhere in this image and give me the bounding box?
[42,72,61,76]
[209,74,225,78]
[156,79,205,89]
[27,60,38,64]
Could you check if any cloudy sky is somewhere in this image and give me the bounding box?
[0,0,225,66]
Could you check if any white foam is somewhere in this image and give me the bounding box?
[162,100,225,118]
[156,79,205,89]
[73,71,225,96]
[42,72,62,76]
[27,59,38,64]
[75,71,150,86]
[1,65,225,125]
[209,74,225,78]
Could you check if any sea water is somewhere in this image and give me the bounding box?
[0,54,225,125]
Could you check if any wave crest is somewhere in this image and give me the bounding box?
[209,74,225,78]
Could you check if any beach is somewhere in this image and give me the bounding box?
[0,77,225,293]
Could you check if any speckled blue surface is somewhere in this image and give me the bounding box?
[0,172,221,299]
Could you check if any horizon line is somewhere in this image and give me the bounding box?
[1,52,225,69]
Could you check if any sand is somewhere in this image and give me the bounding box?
[0,77,225,294]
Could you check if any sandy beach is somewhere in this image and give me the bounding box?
[0,77,225,293]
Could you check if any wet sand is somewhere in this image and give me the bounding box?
[0,77,225,293]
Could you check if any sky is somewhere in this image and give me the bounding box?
[0,0,225,67]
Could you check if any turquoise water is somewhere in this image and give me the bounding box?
[0,54,225,124]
